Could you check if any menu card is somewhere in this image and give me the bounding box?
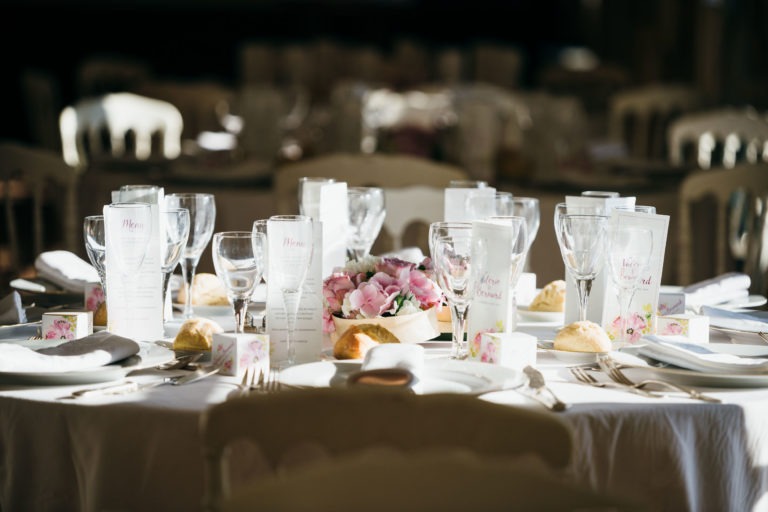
[600,210,669,344]
[266,220,323,364]
[104,202,163,341]
[563,194,635,324]
[444,186,495,222]
[466,220,518,359]
[316,182,348,277]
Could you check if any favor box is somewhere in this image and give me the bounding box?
[469,331,537,370]
[656,314,709,342]
[42,311,93,341]
[212,332,270,377]
[658,292,686,316]
[84,283,105,313]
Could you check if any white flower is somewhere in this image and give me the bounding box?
[396,298,421,316]
[341,255,380,275]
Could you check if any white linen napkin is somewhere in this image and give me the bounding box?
[0,292,26,325]
[379,247,425,264]
[0,331,140,373]
[637,335,768,374]
[361,344,425,379]
[682,272,751,310]
[700,305,768,333]
[34,250,100,293]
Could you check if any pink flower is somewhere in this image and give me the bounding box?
[322,309,336,333]
[407,270,443,308]
[85,286,105,312]
[322,274,355,313]
[369,271,402,297]
[45,318,74,340]
[662,322,684,336]
[611,312,648,344]
[375,257,415,277]
[347,282,395,318]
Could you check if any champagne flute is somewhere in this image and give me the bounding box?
[252,219,269,284]
[433,233,475,359]
[347,186,385,262]
[268,215,314,365]
[554,203,609,322]
[165,193,216,318]
[212,231,266,333]
[161,208,190,322]
[83,215,107,298]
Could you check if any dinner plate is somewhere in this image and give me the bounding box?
[517,306,564,324]
[172,304,233,318]
[615,344,768,388]
[0,341,175,386]
[537,340,604,364]
[279,358,524,395]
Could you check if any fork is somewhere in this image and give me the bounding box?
[261,367,281,393]
[569,366,659,398]
[237,365,261,397]
[597,355,721,403]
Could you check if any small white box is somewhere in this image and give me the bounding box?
[469,331,537,370]
[658,292,686,316]
[42,311,93,341]
[212,332,270,377]
[83,283,105,312]
[514,272,537,306]
[656,314,709,342]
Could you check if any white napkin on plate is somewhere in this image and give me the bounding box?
[361,344,426,380]
[682,272,751,309]
[34,250,100,293]
[700,305,768,333]
[0,331,140,373]
[0,292,26,325]
[637,335,768,374]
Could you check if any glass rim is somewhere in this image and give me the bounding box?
[165,192,215,199]
[269,214,312,222]
[214,230,264,238]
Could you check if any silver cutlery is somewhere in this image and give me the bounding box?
[597,355,721,403]
[569,366,659,398]
[522,365,567,412]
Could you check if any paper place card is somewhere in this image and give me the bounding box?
[444,186,495,222]
[658,291,686,316]
[656,314,709,342]
[266,220,323,365]
[469,331,537,370]
[600,210,670,344]
[212,332,270,377]
[466,220,520,358]
[317,182,348,277]
[43,311,93,340]
[104,201,164,341]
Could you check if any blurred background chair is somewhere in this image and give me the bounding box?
[200,388,590,512]
[608,83,700,160]
[382,185,444,253]
[678,163,768,286]
[20,68,63,153]
[668,107,768,169]
[75,54,152,97]
[0,141,80,277]
[471,41,524,91]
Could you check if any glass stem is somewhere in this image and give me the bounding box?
[233,298,249,334]
[449,302,468,359]
[282,289,302,365]
[180,258,197,319]
[161,271,173,322]
[576,278,593,322]
[617,288,635,347]
[98,271,107,300]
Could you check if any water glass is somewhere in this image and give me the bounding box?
[298,177,335,219]
[347,186,385,262]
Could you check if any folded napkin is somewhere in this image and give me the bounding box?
[682,272,751,309]
[0,292,26,325]
[361,344,425,387]
[379,247,425,264]
[700,305,768,333]
[637,335,768,374]
[0,331,140,373]
[35,250,100,293]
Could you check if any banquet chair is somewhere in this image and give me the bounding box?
[0,141,79,274]
[678,163,768,285]
[668,107,768,169]
[382,185,444,253]
[200,387,591,512]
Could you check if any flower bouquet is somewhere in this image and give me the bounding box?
[322,255,444,343]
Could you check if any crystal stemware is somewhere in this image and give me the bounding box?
[433,233,475,359]
[212,231,266,333]
[267,215,314,365]
[165,193,216,318]
[486,216,529,329]
[298,177,335,219]
[347,186,385,262]
[83,215,107,298]
[428,221,472,258]
[511,197,540,271]
[554,203,609,322]
[161,208,190,322]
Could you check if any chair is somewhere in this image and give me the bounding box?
[668,107,768,169]
[0,141,80,274]
[678,163,768,285]
[200,387,580,512]
[608,84,699,159]
[382,186,444,252]
[59,92,184,170]
[471,42,524,90]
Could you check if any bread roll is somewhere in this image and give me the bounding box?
[554,320,611,353]
[177,273,229,306]
[529,280,566,312]
[333,324,400,360]
[94,302,107,326]
[173,317,224,352]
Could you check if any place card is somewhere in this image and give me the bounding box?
[658,291,686,316]
[212,332,270,377]
[316,182,348,277]
[469,331,537,370]
[466,219,519,358]
[656,313,709,342]
[266,220,323,365]
[443,186,495,222]
[42,311,93,340]
[600,210,670,343]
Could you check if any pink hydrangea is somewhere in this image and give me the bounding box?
[46,319,74,340]
[611,312,648,344]
[347,282,395,318]
[322,273,355,313]
[407,269,442,309]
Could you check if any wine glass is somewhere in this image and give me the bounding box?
[428,221,472,258]
[212,231,266,333]
[83,215,107,298]
[466,191,512,220]
[267,215,314,365]
[606,220,653,347]
[298,177,335,219]
[554,203,609,322]
[252,219,269,284]
[160,208,190,322]
[433,233,475,359]
[511,197,540,270]
[347,187,385,262]
[165,193,216,318]
[487,216,529,328]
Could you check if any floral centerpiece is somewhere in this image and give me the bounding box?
[322,255,444,343]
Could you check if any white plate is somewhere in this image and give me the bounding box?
[172,304,233,317]
[615,344,768,388]
[517,306,564,324]
[658,286,767,311]
[279,358,524,395]
[0,341,175,386]
[537,340,604,364]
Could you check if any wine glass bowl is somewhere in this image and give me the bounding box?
[161,208,191,321]
[212,231,266,333]
[347,186,385,262]
[432,233,475,359]
[83,215,107,296]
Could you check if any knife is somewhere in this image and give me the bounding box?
[522,365,568,412]
[62,366,220,399]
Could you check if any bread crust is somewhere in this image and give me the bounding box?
[177,273,229,306]
[333,324,400,360]
[529,280,566,312]
[173,317,224,351]
[554,320,611,353]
